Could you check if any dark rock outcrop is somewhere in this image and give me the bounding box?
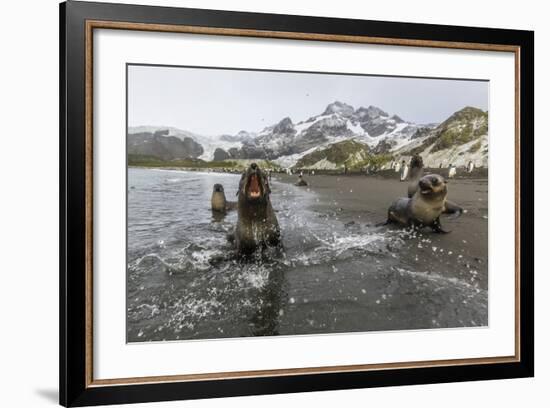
[127,131,204,160]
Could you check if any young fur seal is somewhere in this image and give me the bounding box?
[211,184,237,213]
[386,174,460,233]
[295,175,308,186]
[406,157,463,216]
[233,163,281,255]
[407,154,424,198]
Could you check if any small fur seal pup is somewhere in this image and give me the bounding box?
[295,175,308,186]
[406,156,463,216]
[233,163,281,255]
[386,174,461,233]
[407,154,424,198]
[211,184,237,213]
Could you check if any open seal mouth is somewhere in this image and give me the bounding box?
[418,175,447,195]
[418,180,433,195]
[247,174,262,199]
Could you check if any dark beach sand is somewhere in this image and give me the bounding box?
[269,172,488,334]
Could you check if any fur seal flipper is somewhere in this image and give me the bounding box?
[234,163,281,255]
[387,174,453,233]
[431,217,450,233]
[442,199,463,217]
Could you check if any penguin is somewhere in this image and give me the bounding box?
[448,164,457,179]
[467,161,474,173]
[400,160,409,181]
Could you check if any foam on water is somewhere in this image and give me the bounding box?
[395,267,484,295]
[314,232,387,257]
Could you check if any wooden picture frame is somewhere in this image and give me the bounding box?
[60,1,534,406]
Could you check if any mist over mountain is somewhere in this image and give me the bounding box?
[128,101,488,169]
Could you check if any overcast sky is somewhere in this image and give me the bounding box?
[128,64,488,136]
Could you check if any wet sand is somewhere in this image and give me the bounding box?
[274,173,488,290]
[268,172,488,334]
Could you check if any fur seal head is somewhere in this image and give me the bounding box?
[238,163,271,204]
[410,154,423,171]
[417,174,447,200]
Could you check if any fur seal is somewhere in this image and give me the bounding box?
[295,175,308,187]
[407,155,424,197]
[406,159,463,215]
[386,174,460,233]
[233,163,281,255]
[211,184,237,213]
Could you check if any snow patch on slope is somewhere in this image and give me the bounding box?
[422,135,488,168]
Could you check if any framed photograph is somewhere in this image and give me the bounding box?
[60,1,534,406]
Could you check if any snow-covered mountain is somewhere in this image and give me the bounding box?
[245,101,423,160]
[389,106,489,168]
[128,102,488,169]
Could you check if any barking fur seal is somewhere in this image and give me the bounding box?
[233,163,281,255]
[386,174,460,233]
